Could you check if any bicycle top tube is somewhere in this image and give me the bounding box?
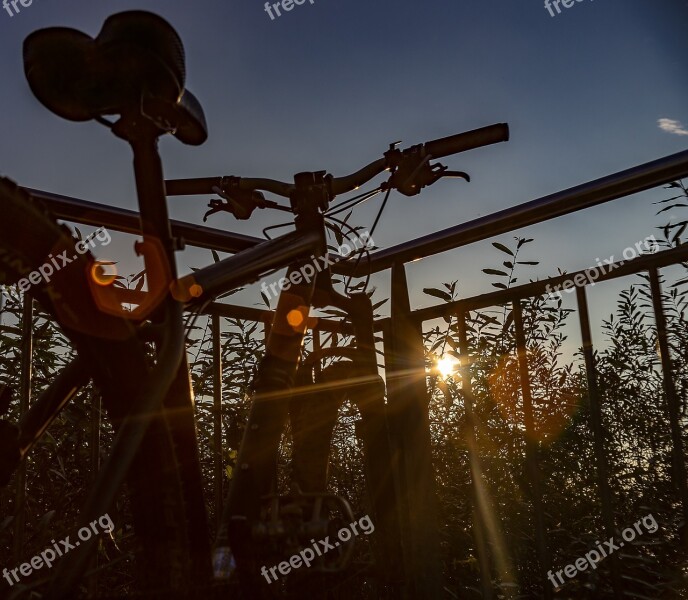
[173,227,323,303]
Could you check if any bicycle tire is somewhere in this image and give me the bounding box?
[289,360,403,599]
[0,178,207,597]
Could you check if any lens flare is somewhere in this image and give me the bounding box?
[286,309,305,328]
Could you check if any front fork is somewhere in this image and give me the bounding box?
[214,258,318,576]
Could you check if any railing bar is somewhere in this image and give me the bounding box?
[13,294,33,562]
[412,244,688,325]
[25,150,688,275]
[24,187,263,254]
[575,287,621,597]
[648,267,688,524]
[512,299,551,599]
[89,388,101,598]
[364,149,688,272]
[457,310,494,599]
[212,314,224,528]
[203,302,364,333]
[313,328,322,378]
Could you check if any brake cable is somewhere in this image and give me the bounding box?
[326,186,383,217]
[342,184,393,294]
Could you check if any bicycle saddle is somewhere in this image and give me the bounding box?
[23,11,207,145]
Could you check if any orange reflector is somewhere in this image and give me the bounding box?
[189,283,203,298]
[90,261,117,286]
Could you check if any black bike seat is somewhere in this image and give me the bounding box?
[23,11,207,145]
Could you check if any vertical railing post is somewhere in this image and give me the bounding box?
[212,314,223,528]
[89,389,101,598]
[649,268,688,527]
[385,262,444,599]
[382,318,412,592]
[575,287,621,596]
[312,327,321,378]
[0,286,6,326]
[512,299,551,599]
[13,294,33,562]
[457,310,494,599]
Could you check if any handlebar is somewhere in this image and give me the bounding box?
[165,176,293,198]
[165,123,509,199]
[424,123,509,160]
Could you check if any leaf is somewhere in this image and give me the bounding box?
[492,242,514,256]
[657,203,688,214]
[423,287,452,301]
[211,250,220,263]
[655,194,685,204]
[482,269,508,277]
[672,222,687,243]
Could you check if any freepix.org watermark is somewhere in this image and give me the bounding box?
[544,0,595,18]
[3,513,114,586]
[260,514,374,584]
[14,227,112,294]
[264,0,314,21]
[260,230,373,301]
[545,235,658,299]
[3,0,35,18]
[548,513,658,588]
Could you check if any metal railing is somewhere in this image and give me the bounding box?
[7,147,688,598]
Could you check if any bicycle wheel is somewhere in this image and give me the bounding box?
[289,360,404,599]
[0,178,207,597]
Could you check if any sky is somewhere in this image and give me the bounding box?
[1,0,687,349]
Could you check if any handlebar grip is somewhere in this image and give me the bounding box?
[165,177,223,196]
[423,123,509,159]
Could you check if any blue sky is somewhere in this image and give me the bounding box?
[1,0,687,340]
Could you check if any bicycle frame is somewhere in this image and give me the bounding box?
[7,98,506,597]
[10,218,327,472]
[6,109,334,598]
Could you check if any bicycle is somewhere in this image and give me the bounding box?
[0,10,509,599]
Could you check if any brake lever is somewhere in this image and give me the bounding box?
[442,170,471,182]
[388,156,471,196]
[203,198,232,222]
[203,186,287,221]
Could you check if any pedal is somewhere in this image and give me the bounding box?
[252,484,356,573]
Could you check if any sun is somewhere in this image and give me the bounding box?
[436,355,460,378]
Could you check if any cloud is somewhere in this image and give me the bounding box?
[658,118,688,136]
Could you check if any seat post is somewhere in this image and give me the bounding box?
[112,114,179,284]
[113,114,214,584]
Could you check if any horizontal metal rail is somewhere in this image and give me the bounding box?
[407,242,688,324]
[26,150,688,282]
[24,187,263,254]
[361,149,688,274]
